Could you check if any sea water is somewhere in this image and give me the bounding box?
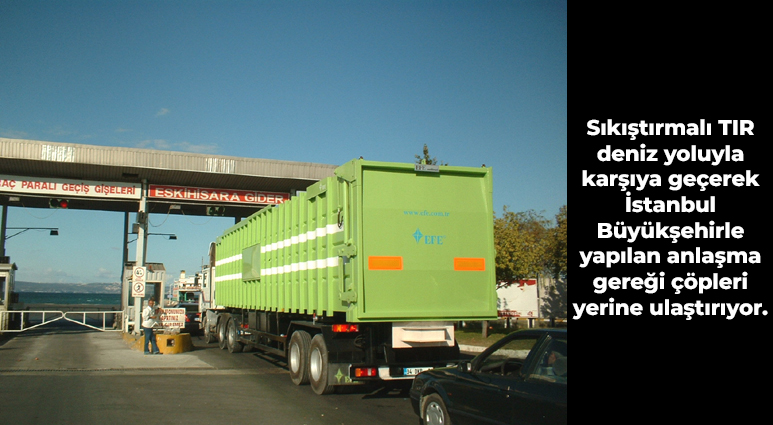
[17,292,121,305]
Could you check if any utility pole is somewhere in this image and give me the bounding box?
[132,181,148,334]
[120,212,129,313]
[1,205,8,258]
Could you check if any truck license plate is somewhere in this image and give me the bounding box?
[404,367,432,376]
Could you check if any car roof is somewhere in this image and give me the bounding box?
[488,328,566,349]
[510,328,566,337]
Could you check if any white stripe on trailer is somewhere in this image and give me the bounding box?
[260,225,344,254]
[258,256,340,276]
[216,254,242,266]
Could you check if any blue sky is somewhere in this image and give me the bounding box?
[1,1,566,286]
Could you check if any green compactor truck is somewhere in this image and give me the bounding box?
[201,158,497,394]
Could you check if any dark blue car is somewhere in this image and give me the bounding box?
[410,328,567,425]
[179,302,201,335]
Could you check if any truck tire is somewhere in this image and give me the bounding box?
[308,334,335,395]
[217,317,228,350]
[203,314,216,344]
[226,318,244,353]
[288,330,312,385]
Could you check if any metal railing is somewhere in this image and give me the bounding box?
[0,310,123,332]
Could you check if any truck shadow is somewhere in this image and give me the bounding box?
[186,333,476,400]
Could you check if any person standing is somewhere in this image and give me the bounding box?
[142,297,162,355]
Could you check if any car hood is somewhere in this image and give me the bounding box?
[418,366,462,381]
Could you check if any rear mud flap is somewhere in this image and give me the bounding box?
[329,363,364,386]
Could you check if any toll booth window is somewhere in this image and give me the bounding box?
[1,276,5,304]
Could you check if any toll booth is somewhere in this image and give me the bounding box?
[122,261,166,333]
[0,258,19,331]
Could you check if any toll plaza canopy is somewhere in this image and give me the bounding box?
[0,138,338,218]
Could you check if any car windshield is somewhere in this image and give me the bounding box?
[181,304,198,313]
[179,293,199,302]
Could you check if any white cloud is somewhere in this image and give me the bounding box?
[46,126,76,136]
[136,139,172,150]
[156,108,170,117]
[95,268,116,280]
[135,139,218,154]
[176,141,218,154]
[0,128,29,138]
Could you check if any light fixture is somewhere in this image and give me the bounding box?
[127,233,177,243]
[4,227,60,240]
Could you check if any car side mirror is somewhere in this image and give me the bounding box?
[458,361,473,373]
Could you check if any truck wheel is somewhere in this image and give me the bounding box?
[308,334,335,395]
[203,315,216,344]
[288,330,312,385]
[217,317,228,350]
[227,318,244,353]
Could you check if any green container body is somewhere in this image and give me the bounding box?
[214,159,497,322]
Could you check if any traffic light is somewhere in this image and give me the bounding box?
[49,198,69,209]
[207,206,225,216]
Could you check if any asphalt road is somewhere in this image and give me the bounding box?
[0,321,421,425]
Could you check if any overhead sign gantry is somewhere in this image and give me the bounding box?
[0,137,338,332]
[1,137,336,218]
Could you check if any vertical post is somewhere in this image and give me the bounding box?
[1,205,8,332]
[133,180,148,334]
[1,204,8,258]
[536,273,542,322]
[120,212,129,312]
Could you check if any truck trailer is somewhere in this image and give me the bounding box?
[201,159,496,394]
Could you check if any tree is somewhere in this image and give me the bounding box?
[541,205,567,320]
[493,208,551,289]
[414,144,448,165]
[540,278,567,322]
[493,205,568,322]
[547,205,567,280]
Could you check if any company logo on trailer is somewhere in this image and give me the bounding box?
[413,228,445,245]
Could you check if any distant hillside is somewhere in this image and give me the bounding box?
[14,281,121,294]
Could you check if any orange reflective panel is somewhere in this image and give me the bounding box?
[368,256,403,270]
[454,257,485,271]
